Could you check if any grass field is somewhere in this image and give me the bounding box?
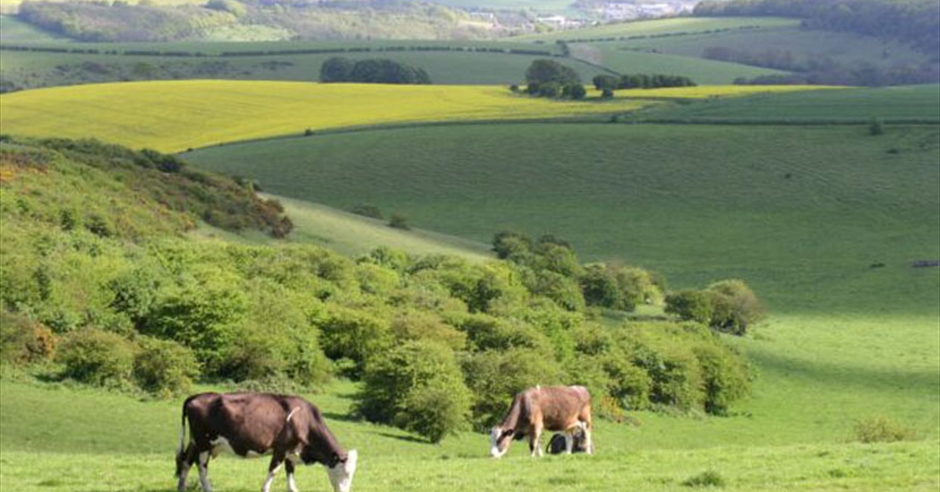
[587,47,791,84]
[514,17,800,42]
[0,81,829,152]
[639,85,940,122]
[615,25,929,71]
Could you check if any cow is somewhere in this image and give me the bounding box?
[489,385,593,458]
[175,392,358,492]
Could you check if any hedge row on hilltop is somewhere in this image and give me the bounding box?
[0,137,759,443]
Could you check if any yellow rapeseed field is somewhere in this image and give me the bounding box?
[0,81,831,152]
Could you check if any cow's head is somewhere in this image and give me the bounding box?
[326,449,358,492]
[490,427,512,458]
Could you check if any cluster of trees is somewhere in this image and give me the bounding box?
[320,57,431,84]
[592,73,696,97]
[0,137,759,443]
[695,0,940,57]
[665,281,766,336]
[519,59,587,100]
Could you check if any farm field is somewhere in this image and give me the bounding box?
[614,24,929,71]
[639,85,940,122]
[514,17,800,42]
[582,47,790,84]
[0,81,828,152]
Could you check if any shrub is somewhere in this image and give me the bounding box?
[58,328,137,388]
[869,116,885,136]
[133,337,199,398]
[356,340,471,443]
[665,290,714,324]
[852,415,917,443]
[0,311,56,365]
[316,307,391,376]
[350,204,383,220]
[388,213,410,230]
[694,343,752,415]
[706,280,766,335]
[683,470,726,488]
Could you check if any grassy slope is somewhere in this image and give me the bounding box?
[590,47,788,84]
[616,25,929,70]
[639,85,940,122]
[514,17,800,42]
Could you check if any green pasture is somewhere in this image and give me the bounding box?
[514,17,800,42]
[615,25,929,71]
[640,85,940,123]
[185,122,940,313]
[0,15,68,43]
[587,45,790,84]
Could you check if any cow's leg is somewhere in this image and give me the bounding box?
[197,451,212,492]
[582,422,594,454]
[564,430,574,454]
[529,426,544,458]
[262,457,284,492]
[285,459,299,492]
[177,444,198,492]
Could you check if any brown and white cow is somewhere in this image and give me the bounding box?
[489,385,593,458]
[176,392,358,492]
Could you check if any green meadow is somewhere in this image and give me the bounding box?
[638,85,940,123]
[514,17,800,42]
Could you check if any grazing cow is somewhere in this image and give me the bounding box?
[176,392,358,492]
[489,385,593,458]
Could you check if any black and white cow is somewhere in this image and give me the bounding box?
[176,392,358,492]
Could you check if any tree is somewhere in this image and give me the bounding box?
[525,59,581,86]
[566,84,587,100]
[592,74,618,90]
[320,57,354,83]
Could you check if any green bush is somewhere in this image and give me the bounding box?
[133,337,199,398]
[706,280,766,335]
[665,290,714,324]
[683,470,726,488]
[58,328,137,388]
[316,307,391,377]
[694,343,752,415]
[356,340,471,443]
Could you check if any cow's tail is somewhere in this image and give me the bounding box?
[175,398,190,478]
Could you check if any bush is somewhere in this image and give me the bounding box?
[133,337,199,398]
[0,311,56,365]
[316,307,391,377]
[706,280,766,335]
[355,340,471,443]
[852,415,917,443]
[665,290,714,324]
[683,470,726,488]
[388,213,410,230]
[694,343,752,415]
[58,328,137,388]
